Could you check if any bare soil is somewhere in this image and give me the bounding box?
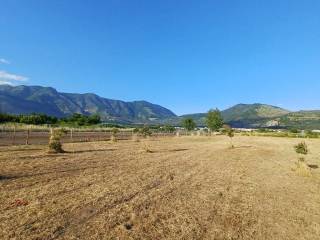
[1,136,320,240]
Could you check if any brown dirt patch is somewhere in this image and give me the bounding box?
[0,136,320,239]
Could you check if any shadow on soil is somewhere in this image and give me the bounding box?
[168,148,189,152]
[0,175,18,181]
[308,164,319,169]
[232,145,253,149]
[148,148,189,153]
[0,148,43,152]
[44,149,117,156]
[11,165,108,179]
[65,149,117,154]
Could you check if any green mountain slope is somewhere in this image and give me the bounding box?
[167,104,291,128]
[221,104,290,128]
[146,104,320,129]
[0,85,176,123]
[278,111,320,129]
[1,85,319,129]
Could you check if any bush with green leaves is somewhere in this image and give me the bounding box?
[133,128,140,133]
[289,128,299,134]
[181,118,196,131]
[161,125,176,133]
[293,141,311,176]
[60,113,101,126]
[0,113,58,125]
[111,127,119,142]
[206,108,224,132]
[305,130,319,138]
[140,126,152,138]
[294,142,308,161]
[224,125,235,148]
[48,128,67,153]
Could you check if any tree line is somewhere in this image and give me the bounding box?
[182,108,224,132]
[0,109,225,130]
[0,113,101,126]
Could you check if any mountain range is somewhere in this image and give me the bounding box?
[0,85,176,124]
[0,85,319,129]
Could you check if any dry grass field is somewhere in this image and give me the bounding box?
[1,136,320,240]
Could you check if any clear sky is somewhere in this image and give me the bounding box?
[0,0,319,115]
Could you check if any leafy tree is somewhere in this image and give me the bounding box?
[100,123,124,128]
[182,118,196,131]
[133,128,140,134]
[0,113,16,123]
[305,130,319,138]
[224,124,235,148]
[289,128,299,134]
[140,126,152,137]
[0,113,58,125]
[206,108,224,132]
[162,125,175,133]
[87,114,101,125]
[132,129,140,142]
[62,113,101,126]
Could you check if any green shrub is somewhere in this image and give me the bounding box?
[140,126,152,138]
[305,130,319,138]
[48,128,67,153]
[224,125,235,148]
[181,118,196,131]
[294,142,308,156]
[206,108,224,132]
[293,141,311,176]
[111,127,119,142]
[133,128,140,134]
[289,128,299,134]
[162,125,176,133]
[294,141,308,163]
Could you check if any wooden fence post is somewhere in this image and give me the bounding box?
[26,128,30,145]
[12,125,16,145]
[70,128,73,142]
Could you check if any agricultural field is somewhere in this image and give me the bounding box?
[1,136,320,240]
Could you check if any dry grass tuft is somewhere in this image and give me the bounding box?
[48,128,66,153]
[142,142,152,153]
[293,141,311,177]
[110,135,117,142]
[293,160,312,177]
[110,127,119,142]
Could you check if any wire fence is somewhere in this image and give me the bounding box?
[0,126,203,146]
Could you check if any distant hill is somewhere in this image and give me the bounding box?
[1,85,319,129]
[0,85,176,123]
[278,110,320,130]
[221,105,320,129]
[164,104,291,128]
[163,104,320,129]
[221,103,290,128]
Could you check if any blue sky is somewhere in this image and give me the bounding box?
[0,0,319,115]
